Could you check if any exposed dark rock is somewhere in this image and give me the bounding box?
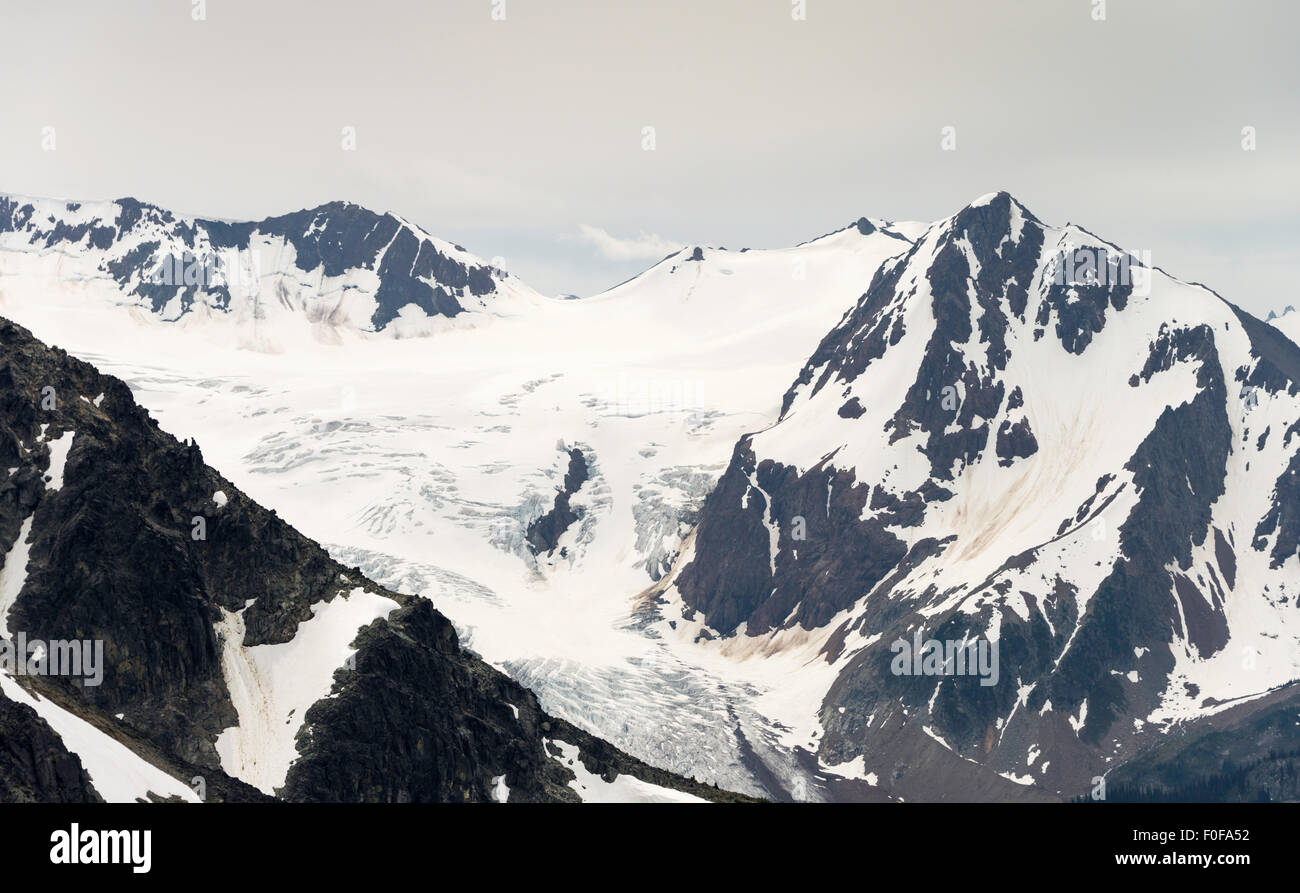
[0,696,101,803]
[526,448,588,555]
[1252,444,1300,568]
[1213,527,1236,590]
[995,417,1038,466]
[1036,238,1134,355]
[837,397,866,419]
[1131,324,1218,388]
[878,193,1043,480]
[675,446,907,636]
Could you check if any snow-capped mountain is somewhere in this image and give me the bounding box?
[3,188,1293,803]
[0,194,542,350]
[652,192,1300,800]
[0,317,745,803]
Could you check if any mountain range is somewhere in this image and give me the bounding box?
[0,189,1296,802]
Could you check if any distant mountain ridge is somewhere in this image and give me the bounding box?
[0,193,541,340]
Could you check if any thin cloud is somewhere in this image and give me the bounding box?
[571,224,682,261]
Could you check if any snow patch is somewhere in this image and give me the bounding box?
[214,587,400,794]
[42,430,75,491]
[491,774,510,803]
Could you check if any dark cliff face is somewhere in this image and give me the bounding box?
[0,317,354,769]
[0,318,748,803]
[0,196,506,330]
[525,448,589,557]
[674,445,908,637]
[0,696,101,803]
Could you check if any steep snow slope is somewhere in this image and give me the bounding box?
[0,205,920,799]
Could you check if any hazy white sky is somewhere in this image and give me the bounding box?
[2,0,1296,313]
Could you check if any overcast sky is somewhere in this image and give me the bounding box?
[2,0,1296,314]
